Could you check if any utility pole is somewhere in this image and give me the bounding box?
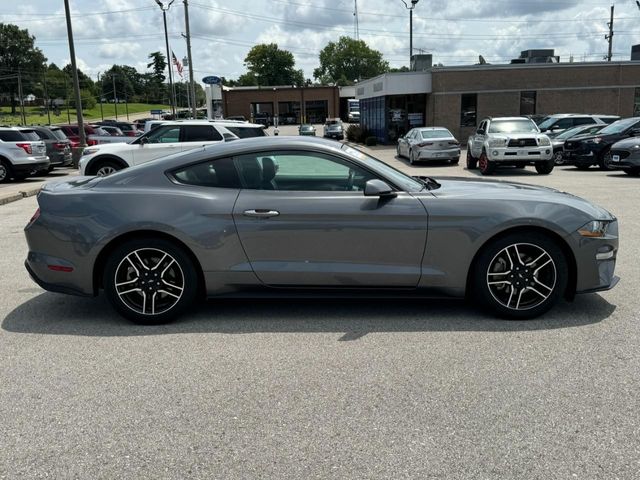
[605,5,614,62]
[183,56,191,114]
[112,74,118,120]
[156,0,176,116]
[183,0,197,118]
[63,0,86,148]
[17,71,26,125]
[42,70,51,125]
[354,0,359,41]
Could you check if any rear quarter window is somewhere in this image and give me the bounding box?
[0,130,26,141]
[226,127,266,138]
[171,157,241,188]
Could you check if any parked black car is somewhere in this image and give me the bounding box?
[21,126,72,172]
[563,117,640,170]
[610,138,640,176]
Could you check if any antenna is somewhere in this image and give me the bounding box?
[354,0,359,41]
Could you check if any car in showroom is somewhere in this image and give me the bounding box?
[79,121,243,176]
[549,124,606,165]
[25,137,618,324]
[397,127,460,165]
[609,137,640,176]
[562,117,640,170]
[466,117,554,175]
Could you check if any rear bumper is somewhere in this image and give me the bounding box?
[48,152,72,167]
[25,259,92,297]
[13,161,50,175]
[416,148,460,160]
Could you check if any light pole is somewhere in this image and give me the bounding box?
[401,0,420,68]
[155,0,176,117]
[64,0,86,148]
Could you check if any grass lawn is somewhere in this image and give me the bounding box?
[0,103,171,126]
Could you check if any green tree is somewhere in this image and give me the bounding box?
[43,63,71,105]
[314,37,389,83]
[0,23,47,113]
[146,51,167,103]
[243,44,304,86]
[62,64,95,96]
[147,51,166,83]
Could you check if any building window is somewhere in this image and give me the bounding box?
[520,91,537,116]
[634,88,640,117]
[460,94,477,127]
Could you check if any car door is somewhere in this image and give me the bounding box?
[131,125,182,166]
[231,150,428,287]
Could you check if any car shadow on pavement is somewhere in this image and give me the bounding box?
[394,156,459,168]
[465,167,541,177]
[2,292,615,340]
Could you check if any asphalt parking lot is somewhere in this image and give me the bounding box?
[1,143,639,478]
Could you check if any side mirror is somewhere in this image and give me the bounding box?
[631,128,640,136]
[139,136,149,145]
[364,179,397,198]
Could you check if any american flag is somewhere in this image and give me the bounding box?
[171,51,184,78]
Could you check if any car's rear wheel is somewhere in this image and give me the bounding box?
[535,159,554,174]
[92,160,122,177]
[624,168,640,176]
[553,150,565,165]
[466,149,477,169]
[478,152,495,175]
[472,233,568,319]
[599,151,613,170]
[103,238,198,324]
[0,159,12,184]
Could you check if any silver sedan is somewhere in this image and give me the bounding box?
[24,137,618,324]
[397,127,461,165]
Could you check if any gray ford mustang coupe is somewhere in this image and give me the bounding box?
[24,137,619,324]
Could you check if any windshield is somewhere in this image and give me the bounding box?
[599,118,640,135]
[537,117,558,129]
[341,144,423,192]
[488,119,539,134]
[421,129,452,139]
[50,128,68,140]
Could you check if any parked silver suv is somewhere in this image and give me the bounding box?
[466,117,553,175]
[0,127,49,183]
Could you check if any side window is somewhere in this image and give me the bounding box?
[234,151,377,192]
[33,130,50,140]
[171,157,241,188]
[573,117,596,126]
[146,126,181,143]
[553,118,574,129]
[478,121,487,134]
[182,125,222,142]
[226,127,266,138]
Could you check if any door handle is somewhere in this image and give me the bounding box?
[243,209,280,218]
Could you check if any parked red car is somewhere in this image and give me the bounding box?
[57,124,101,147]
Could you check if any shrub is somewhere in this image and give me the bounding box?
[365,136,378,146]
[346,124,362,142]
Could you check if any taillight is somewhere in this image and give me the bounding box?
[418,142,433,147]
[15,142,32,154]
[87,139,98,146]
[126,131,137,137]
[27,207,40,226]
[54,142,67,150]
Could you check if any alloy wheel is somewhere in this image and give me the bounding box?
[0,164,7,182]
[96,165,117,176]
[114,248,185,316]
[486,242,557,311]
[553,151,565,165]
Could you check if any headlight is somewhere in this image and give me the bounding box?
[593,137,603,144]
[488,138,507,147]
[82,148,99,156]
[538,137,551,146]
[577,220,610,238]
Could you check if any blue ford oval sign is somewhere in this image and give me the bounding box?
[202,76,221,85]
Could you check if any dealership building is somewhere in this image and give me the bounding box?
[356,55,640,143]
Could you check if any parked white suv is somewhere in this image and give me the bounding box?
[79,121,244,176]
[0,127,49,183]
[466,117,554,175]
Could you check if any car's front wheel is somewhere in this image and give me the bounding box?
[553,150,565,165]
[91,159,123,177]
[103,238,198,324]
[472,233,568,319]
[466,149,477,169]
[535,159,555,174]
[478,152,495,175]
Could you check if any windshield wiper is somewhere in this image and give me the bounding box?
[413,176,441,191]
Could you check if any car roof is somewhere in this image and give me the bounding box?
[153,120,265,129]
[486,117,533,121]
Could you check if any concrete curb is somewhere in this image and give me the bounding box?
[0,186,41,206]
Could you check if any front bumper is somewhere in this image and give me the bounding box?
[487,147,552,162]
[324,132,344,139]
[416,148,460,160]
[571,221,619,294]
[610,150,640,170]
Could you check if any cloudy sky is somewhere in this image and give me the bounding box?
[2,0,640,84]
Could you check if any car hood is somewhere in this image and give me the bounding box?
[425,177,615,220]
[488,133,547,140]
[611,137,640,149]
[85,142,135,153]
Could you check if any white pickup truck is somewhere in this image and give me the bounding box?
[466,117,554,175]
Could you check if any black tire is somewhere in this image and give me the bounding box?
[535,159,554,175]
[91,159,123,177]
[466,149,477,170]
[103,238,198,324]
[471,232,569,319]
[47,165,55,172]
[409,149,416,165]
[396,144,403,159]
[598,150,611,170]
[478,151,496,175]
[0,159,12,184]
[624,168,640,176]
